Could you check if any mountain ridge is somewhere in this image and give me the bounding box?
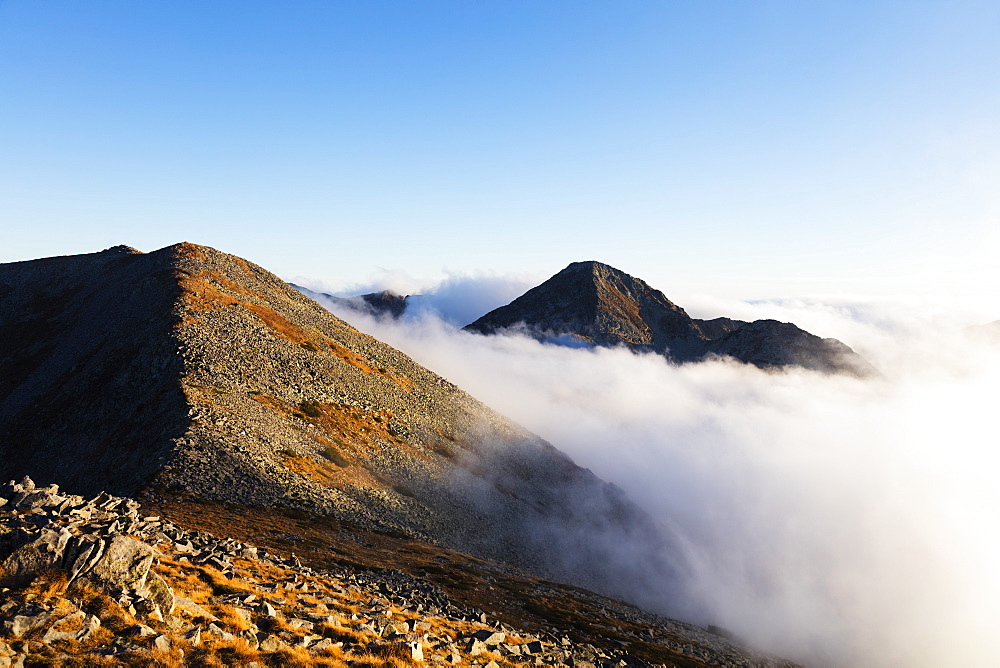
[0,243,682,616]
[465,260,876,376]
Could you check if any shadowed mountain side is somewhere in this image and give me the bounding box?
[0,243,686,617]
[465,261,875,376]
[0,245,189,494]
[463,261,706,360]
[705,319,877,375]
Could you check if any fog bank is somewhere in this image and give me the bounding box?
[308,288,1000,666]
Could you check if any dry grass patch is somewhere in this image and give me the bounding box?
[243,301,314,346]
[327,340,414,391]
[186,637,261,667]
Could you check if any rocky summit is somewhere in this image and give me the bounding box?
[292,287,411,321]
[465,261,875,376]
[0,243,683,627]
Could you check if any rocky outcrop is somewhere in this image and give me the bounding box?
[465,261,875,376]
[0,479,796,667]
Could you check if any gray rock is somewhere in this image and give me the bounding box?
[173,596,217,621]
[206,622,235,641]
[67,535,156,596]
[404,640,424,662]
[5,612,55,638]
[1,526,73,582]
[183,626,202,646]
[471,629,506,645]
[145,571,175,615]
[128,624,157,637]
[14,490,65,511]
[309,637,337,652]
[259,635,288,652]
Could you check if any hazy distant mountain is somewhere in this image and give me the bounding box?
[466,260,876,376]
[290,284,411,319]
[0,243,681,601]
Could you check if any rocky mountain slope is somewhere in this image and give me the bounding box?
[0,244,682,621]
[1,477,793,667]
[465,261,875,376]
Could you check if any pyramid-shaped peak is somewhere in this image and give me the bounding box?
[560,260,635,277]
[465,260,700,353]
[553,261,659,290]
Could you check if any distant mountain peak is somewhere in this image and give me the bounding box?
[466,260,876,376]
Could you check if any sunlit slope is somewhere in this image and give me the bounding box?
[0,243,677,602]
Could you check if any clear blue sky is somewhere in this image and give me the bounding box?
[1,1,997,305]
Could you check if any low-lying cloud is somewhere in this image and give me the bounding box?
[307,287,1000,666]
[291,270,540,326]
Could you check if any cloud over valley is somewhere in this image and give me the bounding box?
[305,284,1000,667]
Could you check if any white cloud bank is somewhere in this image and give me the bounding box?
[290,269,540,326]
[306,284,1000,667]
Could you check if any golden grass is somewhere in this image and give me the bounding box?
[327,340,414,391]
[280,452,343,486]
[230,254,256,277]
[252,393,431,490]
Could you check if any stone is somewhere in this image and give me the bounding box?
[258,635,287,652]
[309,638,336,652]
[67,535,156,597]
[128,624,157,637]
[42,612,88,643]
[173,596,217,621]
[501,642,522,655]
[1,526,72,582]
[5,612,54,638]
[404,640,424,662]
[471,629,506,645]
[466,638,486,656]
[286,617,314,631]
[13,490,65,511]
[183,627,202,646]
[206,622,235,641]
[153,634,172,652]
[145,572,175,615]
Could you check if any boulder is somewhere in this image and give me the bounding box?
[145,572,175,615]
[4,612,55,638]
[67,535,156,595]
[1,526,73,583]
[470,629,506,645]
[40,612,100,643]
